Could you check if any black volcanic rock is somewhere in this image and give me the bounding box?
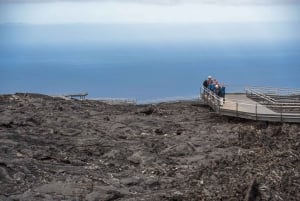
[0,94,299,200]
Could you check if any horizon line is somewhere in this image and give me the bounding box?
[1,20,300,26]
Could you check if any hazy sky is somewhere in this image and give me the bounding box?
[0,0,300,24]
[1,1,300,98]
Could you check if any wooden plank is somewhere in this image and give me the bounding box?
[222,94,276,115]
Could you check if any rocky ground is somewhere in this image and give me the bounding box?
[0,93,299,201]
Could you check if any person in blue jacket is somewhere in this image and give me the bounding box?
[209,83,215,92]
[208,76,215,91]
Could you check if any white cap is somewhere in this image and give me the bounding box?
[208,75,212,79]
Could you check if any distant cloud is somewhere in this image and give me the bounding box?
[1,0,300,5]
[1,0,299,24]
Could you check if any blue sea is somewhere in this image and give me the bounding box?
[1,24,300,102]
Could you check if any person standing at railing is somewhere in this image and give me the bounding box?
[203,76,213,88]
[215,84,220,95]
[220,84,226,104]
[203,75,213,95]
[207,76,213,84]
[214,84,224,106]
[203,78,208,88]
[208,77,215,91]
[211,78,220,92]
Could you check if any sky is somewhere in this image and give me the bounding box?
[0,0,300,24]
[0,0,300,98]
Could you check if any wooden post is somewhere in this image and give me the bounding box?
[200,87,202,102]
[255,104,258,120]
[280,104,283,122]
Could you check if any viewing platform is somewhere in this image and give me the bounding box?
[200,86,300,123]
[64,93,88,100]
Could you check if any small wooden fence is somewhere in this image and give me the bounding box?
[65,93,88,100]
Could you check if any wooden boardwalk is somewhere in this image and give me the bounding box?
[201,87,300,123]
[223,94,276,115]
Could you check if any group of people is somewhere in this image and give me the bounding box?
[203,75,225,103]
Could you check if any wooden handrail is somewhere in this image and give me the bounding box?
[246,86,300,95]
[245,88,276,103]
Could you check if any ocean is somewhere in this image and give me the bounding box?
[1,24,300,102]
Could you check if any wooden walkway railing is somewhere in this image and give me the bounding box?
[200,86,300,123]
